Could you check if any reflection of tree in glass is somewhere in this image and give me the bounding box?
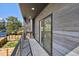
[44,18,51,31]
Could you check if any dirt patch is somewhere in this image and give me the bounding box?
[0,48,14,56]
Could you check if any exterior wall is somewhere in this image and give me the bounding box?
[35,3,72,41]
[34,3,79,56]
[53,4,79,56]
[54,4,79,31]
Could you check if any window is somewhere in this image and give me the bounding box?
[39,14,52,55]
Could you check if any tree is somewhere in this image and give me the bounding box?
[0,19,6,32]
[13,19,22,34]
[6,16,22,35]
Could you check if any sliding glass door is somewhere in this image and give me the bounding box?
[39,14,52,55]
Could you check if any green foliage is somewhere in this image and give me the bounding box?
[0,38,7,47]
[3,40,18,48]
[6,16,22,35]
[0,20,5,32]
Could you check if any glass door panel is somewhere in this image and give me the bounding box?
[39,14,52,55]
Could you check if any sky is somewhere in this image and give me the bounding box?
[0,3,23,24]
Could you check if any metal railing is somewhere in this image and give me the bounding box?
[11,35,32,56]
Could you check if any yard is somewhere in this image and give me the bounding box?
[0,35,20,56]
[0,40,19,56]
[3,40,18,48]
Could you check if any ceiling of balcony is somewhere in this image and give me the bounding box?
[19,3,48,20]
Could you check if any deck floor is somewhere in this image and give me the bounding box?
[29,39,49,56]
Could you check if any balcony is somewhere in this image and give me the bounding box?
[11,33,49,56]
[9,3,79,56]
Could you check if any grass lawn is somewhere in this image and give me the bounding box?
[3,40,18,48]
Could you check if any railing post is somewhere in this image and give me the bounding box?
[20,38,22,56]
[20,40,21,56]
[6,48,8,56]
